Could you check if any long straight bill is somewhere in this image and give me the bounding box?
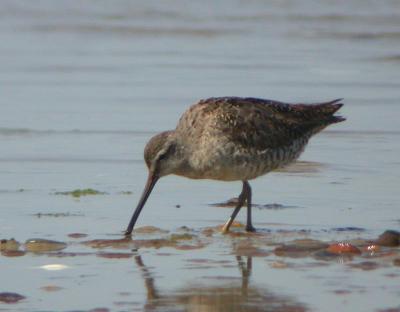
[125,173,159,235]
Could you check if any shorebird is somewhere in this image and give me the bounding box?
[125,97,345,235]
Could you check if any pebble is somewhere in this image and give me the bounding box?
[1,250,26,257]
[0,292,26,303]
[68,233,88,239]
[97,252,133,259]
[0,239,20,251]
[270,261,289,269]
[348,261,380,271]
[326,243,361,255]
[375,230,400,247]
[25,239,67,252]
[274,239,329,258]
[313,250,345,261]
[133,226,169,234]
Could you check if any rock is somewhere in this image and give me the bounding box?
[313,250,344,261]
[326,243,361,255]
[0,292,25,303]
[375,230,400,247]
[234,242,269,257]
[1,250,26,257]
[270,261,289,269]
[97,252,133,259]
[169,233,195,241]
[25,239,67,252]
[68,233,88,238]
[83,238,134,249]
[274,239,329,258]
[0,239,20,251]
[133,226,169,234]
[348,261,380,271]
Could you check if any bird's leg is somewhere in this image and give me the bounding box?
[245,182,256,232]
[221,181,248,233]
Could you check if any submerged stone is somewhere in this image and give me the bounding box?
[25,239,67,252]
[97,252,133,259]
[133,226,169,234]
[274,239,328,258]
[0,292,26,303]
[54,188,107,198]
[234,241,269,257]
[270,261,289,269]
[348,261,380,271]
[68,233,88,239]
[169,233,195,241]
[1,250,26,257]
[0,239,20,251]
[40,285,63,292]
[375,230,400,247]
[132,239,173,249]
[210,197,240,207]
[34,212,83,218]
[83,238,134,249]
[313,250,349,261]
[326,243,361,255]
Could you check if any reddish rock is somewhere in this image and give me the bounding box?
[363,244,380,253]
[326,242,361,255]
[1,250,26,257]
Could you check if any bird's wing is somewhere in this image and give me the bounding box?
[188,97,342,151]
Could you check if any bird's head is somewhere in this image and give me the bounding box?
[125,131,182,235]
[144,131,182,178]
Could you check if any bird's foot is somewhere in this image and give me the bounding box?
[124,229,133,237]
[245,225,256,232]
[221,224,230,234]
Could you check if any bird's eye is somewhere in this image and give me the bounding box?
[158,153,167,161]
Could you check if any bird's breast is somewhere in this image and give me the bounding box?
[174,136,308,182]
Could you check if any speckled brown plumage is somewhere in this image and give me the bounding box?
[125,97,345,235]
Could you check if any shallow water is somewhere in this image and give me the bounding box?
[1,1,400,311]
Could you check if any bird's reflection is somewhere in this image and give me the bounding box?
[134,254,307,312]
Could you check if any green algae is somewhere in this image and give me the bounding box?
[34,212,84,218]
[54,188,107,198]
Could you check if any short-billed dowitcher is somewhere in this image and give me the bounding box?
[125,97,344,235]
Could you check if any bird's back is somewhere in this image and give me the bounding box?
[175,97,344,181]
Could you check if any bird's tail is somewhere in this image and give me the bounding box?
[294,98,345,124]
[311,98,345,123]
